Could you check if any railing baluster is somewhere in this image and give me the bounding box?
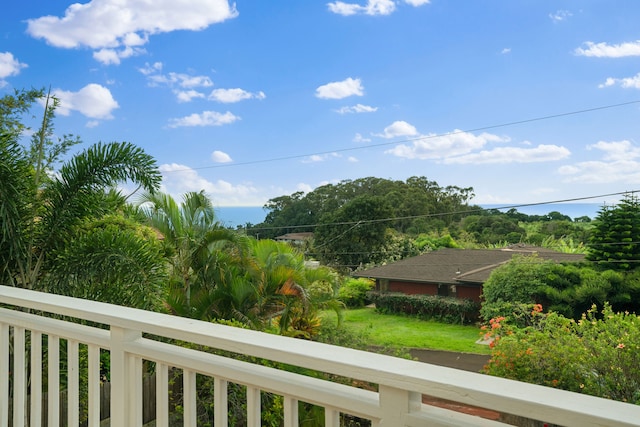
[375,385,421,427]
[246,386,261,427]
[0,323,7,426]
[130,355,143,427]
[183,370,196,427]
[67,339,79,426]
[13,326,26,427]
[30,331,42,427]
[325,408,340,427]
[110,327,141,427]
[48,335,60,427]
[214,377,228,427]
[87,344,101,427]
[283,396,298,427]
[156,362,169,427]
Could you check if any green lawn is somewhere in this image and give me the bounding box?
[323,307,491,355]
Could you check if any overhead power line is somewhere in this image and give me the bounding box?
[164,99,640,173]
[246,189,638,232]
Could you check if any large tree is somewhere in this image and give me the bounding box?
[313,195,394,269]
[587,194,640,271]
[256,176,475,239]
[0,89,162,301]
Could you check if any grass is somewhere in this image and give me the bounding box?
[322,307,491,355]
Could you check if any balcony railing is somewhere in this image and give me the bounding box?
[1,285,639,426]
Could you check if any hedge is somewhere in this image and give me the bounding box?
[368,292,479,325]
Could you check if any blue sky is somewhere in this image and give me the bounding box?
[2,1,640,208]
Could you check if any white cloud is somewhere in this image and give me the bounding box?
[559,160,640,184]
[168,110,239,128]
[501,48,511,54]
[404,0,430,5]
[327,0,429,16]
[347,156,359,162]
[302,153,340,163]
[93,46,145,65]
[27,0,238,63]
[159,163,263,206]
[315,77,364,99]
[209,88,266,103]
[175,90,206,103]
[375,120,418,139]
[353,133,371,143]
[443,144,571,164]
[296,183,314,193]
[598,73,640,89]
[385,129,508,160]
[559,140,640,183]
[211,150,233,163]
[549,10,572,23]
[575,40,640,58]
[147,72,213,88]
[85,120,100,128]
[328,0,395,16]
[588,140,640,161]
[335,103,377,114]
[0,52,27,86]
[139,64,224,102]
[139,61,163,75]
[53,84,119,119]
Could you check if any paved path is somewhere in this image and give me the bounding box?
[409,349,502,421]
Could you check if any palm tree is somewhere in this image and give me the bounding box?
[136,191,240,315]
[0,91,162,293]
[242,239,343,337]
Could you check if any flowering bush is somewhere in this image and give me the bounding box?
[483,304,640,404]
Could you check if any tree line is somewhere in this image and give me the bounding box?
[249,176,594,270]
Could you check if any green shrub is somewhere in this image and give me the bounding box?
[483,304,640,404]
[338,278,375,307]
[369,292,479,324]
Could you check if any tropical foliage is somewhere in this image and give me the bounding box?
[587,194,640,271]
[483,304,640,405]
[480,255,640,321]
[0,89,163,308]
[338,277,375,307]
[136,190,240,316]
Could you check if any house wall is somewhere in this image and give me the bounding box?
[388,280,438,296]
[455,285,482,303]
[379,280,482,303]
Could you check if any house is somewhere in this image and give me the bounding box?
[274,232,313,246]
[352,245,585,303]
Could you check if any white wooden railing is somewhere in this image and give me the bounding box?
[1,285,640,427]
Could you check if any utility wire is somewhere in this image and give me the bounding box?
[164,99,640,173]
[245,189,638,232]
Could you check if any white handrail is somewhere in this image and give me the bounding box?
[1,285,640,426]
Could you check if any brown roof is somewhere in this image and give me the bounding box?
[274,232,314,241]
[353,245,585,285]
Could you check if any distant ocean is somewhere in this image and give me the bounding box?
[215,206,268,227]
[480,203,605,220]
[216,203,607,227]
